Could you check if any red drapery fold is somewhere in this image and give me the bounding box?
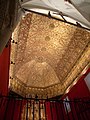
[0,44,11,96]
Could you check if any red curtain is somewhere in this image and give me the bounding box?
[62,70,90,100]
[0,44,11,96]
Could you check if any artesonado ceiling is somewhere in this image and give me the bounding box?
[9,13,90,98]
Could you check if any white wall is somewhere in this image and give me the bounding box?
[84,72,90,91]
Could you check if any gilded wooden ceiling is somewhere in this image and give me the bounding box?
[10,13,90,98]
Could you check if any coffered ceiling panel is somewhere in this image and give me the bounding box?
[10,13,90,98]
